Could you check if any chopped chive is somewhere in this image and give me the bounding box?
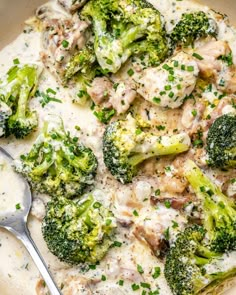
[187,66,194,72]
[172,220,179,228]
[15,203,21,210]
[13,58,20,65]
[140,282,151,289]
[156,125,165,131]
[106,219,112,226]
[137,264,144,274]
[164,85,172,91]
[164,200,171,208]
[168,91,174,98]
[131,283,140,291]
[168,75,175,82]
[46,88,57,95]
[113,241,122,247]
[153,97,161,104]
[191,109,197,117]
[133,209,139,216]
[192,53,204,60]
[62,40,69,48]
[135,128,142,135]
[173,60,179,67]
[152,266,161,279]
[155,189,161,196]
[127,69,134,76]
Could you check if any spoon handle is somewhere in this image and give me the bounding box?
[8,222,62,295]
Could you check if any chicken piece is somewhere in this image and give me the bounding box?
[203,96,236,130]
[217,66,236,93]
[194,40,230,78]
[134,51,199,109]
[58,0,88,13]
[87,77,113,105]
[87,79,137,114]
[36,279,48,295]
[194,40,236,93]
[30,198,46,221]
[181,99,206,132]
[150,195,193,210]
[159,174,187,194]
[40,17,89,81]
[62,276,92,295]
[109,82,136,114]
[133,206,186,255]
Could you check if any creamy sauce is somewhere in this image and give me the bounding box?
[0,153,25,212]
[0,0,236,295]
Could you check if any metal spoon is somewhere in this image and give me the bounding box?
[0,147,62,295]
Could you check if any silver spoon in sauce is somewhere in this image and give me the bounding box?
[0,147,62,295]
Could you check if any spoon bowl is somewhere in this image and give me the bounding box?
[0,147,61,295]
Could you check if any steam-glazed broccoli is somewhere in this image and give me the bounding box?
[170,11,217,49]
[0,64,41,138]
[164,224,236,295]
[103,114,191,183]
[42,194,116,265]
[184,160,236,253]
[164,160,236,295]
[16,115,98,198]
[81,0,168,73]
[206,113,236,169]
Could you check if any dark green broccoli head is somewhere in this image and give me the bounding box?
[16,115,98,198]
[103,115,190,183]
[184,160,236,253]
[81,0,168,73]
[206,113,236,169]
[170,11,217,49]
[0,64,41,138]
[164,224,236,295]
[42,194,116,265]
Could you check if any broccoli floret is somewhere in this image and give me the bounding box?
[81,0,168,73]
[103,114,191,183]
[170,12,217,49]
[184,160,236,253]
[42,194,116,265]
[64,43,97,81]
[164,224,236,295]
[0,64,41,138]
[16,115,98,198]
[206,113,236,169]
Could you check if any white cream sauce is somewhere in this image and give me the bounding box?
[0,0,236,295]
[0,153,26,212]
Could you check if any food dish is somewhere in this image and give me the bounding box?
[0,0,236,294]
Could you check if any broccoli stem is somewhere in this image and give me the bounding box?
[77,195,94,217]
[184,160,236,245]
[129,133,190,166]
[14,84,31,120]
